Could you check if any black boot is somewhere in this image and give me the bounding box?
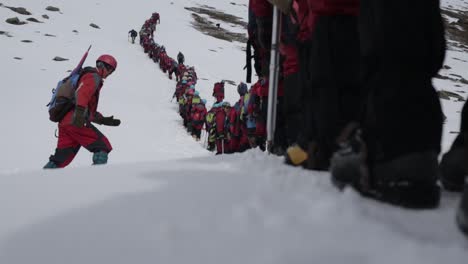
[331,123,440,209]
[440,132,467,192]
[440,147,467,191]
[375,151,440,208]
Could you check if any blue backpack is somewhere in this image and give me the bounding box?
[47,46,92,122]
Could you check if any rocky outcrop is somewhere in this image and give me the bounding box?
[5,6,32,15]
[45,6,60,12]
[26,17,42,23]
[52,56,68,61]
[438,90,466,101]
[6,17,27,25]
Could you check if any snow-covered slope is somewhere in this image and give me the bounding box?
[0,0,247,171]
[0,0,467,263]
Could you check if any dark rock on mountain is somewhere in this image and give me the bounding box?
[26,17,42,23]
[185,5,247,44]
[459,78,468,85]
[224,80,236,86]
[438,90,466,101]
[53,56,68,61]
[0,30,12,37]
[5,6,31,15]
[45,6,60,12]
[6,17,27,25]
[435,74,451,80]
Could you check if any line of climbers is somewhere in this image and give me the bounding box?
[174,78,284,155]
[137,12,284,156]
[175,78,286,155]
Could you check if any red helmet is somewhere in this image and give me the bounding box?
[96,54,117,71]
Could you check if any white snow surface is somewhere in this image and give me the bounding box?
[0,0,467,263]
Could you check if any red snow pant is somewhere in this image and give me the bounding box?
[49,124,112,168]
[255,116,266,150]
[239,125,250,151]
[229,137,240,153]
[229,125,250,153]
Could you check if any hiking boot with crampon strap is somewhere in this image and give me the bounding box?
[331,123,440,209]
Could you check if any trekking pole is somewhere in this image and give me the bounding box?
[222,138,225,154]
[203,129,208,148]
[266,6,281,154]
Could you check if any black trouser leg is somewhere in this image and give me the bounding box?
[360,0,445,162]
[283,72,303,147]
[302,15,361,166]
